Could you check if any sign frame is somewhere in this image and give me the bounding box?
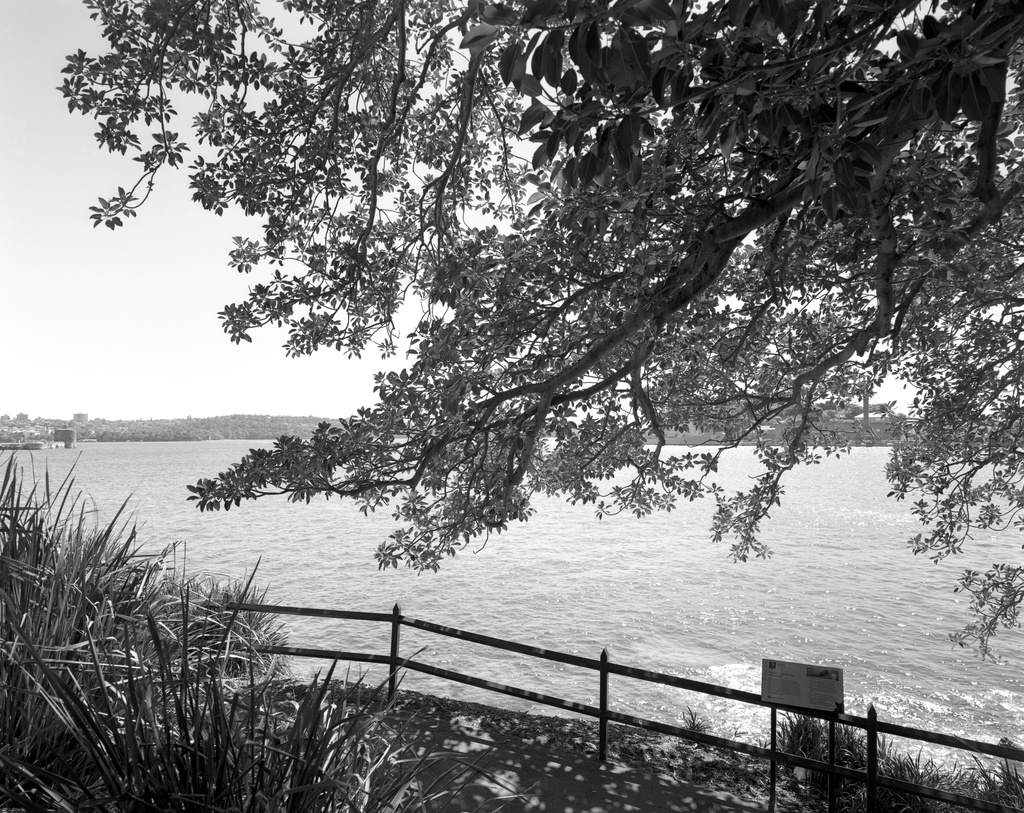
[761,658,845,713]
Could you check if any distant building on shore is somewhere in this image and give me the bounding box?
[74,412,89,423]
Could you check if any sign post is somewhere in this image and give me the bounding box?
[762,658,845,812]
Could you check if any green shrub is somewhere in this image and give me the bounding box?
[876,749,972,813]
[0,457,169,775]
[0,611,492,812]
[778,713,866,791]
[1,457,510,812]
[0,459,283,768]
[776,713,1024,813]
[158,569,291,680]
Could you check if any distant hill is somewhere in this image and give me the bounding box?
[78,415,334,443]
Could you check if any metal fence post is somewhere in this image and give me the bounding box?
[599,648,609,761]
[828,718,837,813]
[769,707,777,813]
[388,602,402,703]
[867,705,878,813]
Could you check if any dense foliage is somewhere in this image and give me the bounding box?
[63,0,1024,652]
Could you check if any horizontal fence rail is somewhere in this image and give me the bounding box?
[231,602,1024,813]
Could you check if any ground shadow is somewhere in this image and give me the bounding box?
[392,712,768,813]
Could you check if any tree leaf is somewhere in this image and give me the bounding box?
[619,28,652,83]
[532,140,549,169]
[616,115,638,161]
[696,96,719,143]
[569,21,597,84]
[520,0,560,25]
[605,39,633,89]
[498,41,521,86]
[481,3,518,24]
[729,0,753,27]
[979,66,1005,103]
[519,99,551,135]
[960,72,990,122]
[896,30,918,59]
[584,19,602,77]
[542,29,564,88]
[516,73,545,97]
[833,156,855,189]
[933,69,962,123]
[509,51,529,92]
[628,153,642,186]
[853,140,883,169]
[530,35,546,78]
[460,24,500,57]
[822,186,840,220]
[560,68,578,96]
[719,120,738,161]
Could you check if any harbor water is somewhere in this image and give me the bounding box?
[6,441,1022,754]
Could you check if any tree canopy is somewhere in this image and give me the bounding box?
[64,0,1024,653]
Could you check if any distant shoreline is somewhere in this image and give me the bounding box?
[0,414,332,446]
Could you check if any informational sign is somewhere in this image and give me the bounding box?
[761,659,844,713]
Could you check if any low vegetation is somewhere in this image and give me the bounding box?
[775,714,1024,813]
[0,457,500,812]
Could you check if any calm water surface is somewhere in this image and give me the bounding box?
[8,442,1023,751]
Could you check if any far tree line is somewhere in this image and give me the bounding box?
[3,403,899,446]
[0,415,332,444]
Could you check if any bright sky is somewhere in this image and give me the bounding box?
[2,1,914,423]
[1,0,387,421]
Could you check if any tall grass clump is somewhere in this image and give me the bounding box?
[970,749,1024,811]
[1,612,490,812]
[1,456,502,811]
[778,713,1024,813]
[0,456,171,776]
[158,569,290,680]
[777,713,866,803]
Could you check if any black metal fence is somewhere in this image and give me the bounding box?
[232,601,1024,813]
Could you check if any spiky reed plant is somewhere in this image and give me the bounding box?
[0,455,171,776]
[970,753,1024,810]
[778,714,1024,813]
[875,749,974,813]
[1,456,512,812]
[157,569,290,680]
[681,706,711,735]
[778,712,867,786]
[1,597,500,813]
